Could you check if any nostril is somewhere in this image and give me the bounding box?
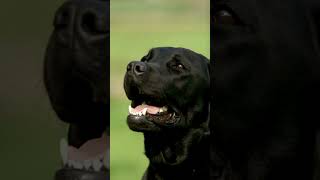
[54,9,70,29]
[81,12,95,34]
[127,63,133,72]
[81,11,105,35]
[134,63,146,75]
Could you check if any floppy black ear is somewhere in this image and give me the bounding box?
[200,54,210,76]
[207,59,212,95]
[197,54,211,87]
[207,59,211,76]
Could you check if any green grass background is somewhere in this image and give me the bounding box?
[110,0,210,179]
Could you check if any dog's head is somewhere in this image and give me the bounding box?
[211,0,320,147]
[124,47,210,132]
[44,0,109,176]
[45,0,109,129]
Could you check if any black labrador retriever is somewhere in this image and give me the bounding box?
[124,47,211,179]
[211,0,320,179]
[44,0,109,179]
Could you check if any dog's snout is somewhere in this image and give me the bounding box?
[53,0,107,46]
[127,62,134,72]
[133,62,147,76]
[54,7,72,30]
[80,11,104,35]
[126,62,147,76]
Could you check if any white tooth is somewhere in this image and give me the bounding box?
[59,138,68,165]
[163,106,168,112]
[129,105,136,115]
[73,161,83,169]
[159,106,168,113]
[93,159,103,172]
[129,105,133,114]
[142,108,147,116]
[139,111,143,116]
[104,149,110,169]
[83,160,91,170]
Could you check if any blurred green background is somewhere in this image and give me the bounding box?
[110,0,210,179]
[0,1,66,179]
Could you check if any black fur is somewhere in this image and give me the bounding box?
[124,47,211,179]
[44,0,109,148]
[211,0,320,179]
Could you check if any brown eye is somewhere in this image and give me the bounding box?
[213,10,236,25]
[169,63,185,73]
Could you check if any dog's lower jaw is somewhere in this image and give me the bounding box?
[143,127,211,179]
[55,131,109,180]
[55,169,109,180]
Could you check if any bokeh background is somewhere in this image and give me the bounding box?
[110,0,210,179]
[0,1,66,179]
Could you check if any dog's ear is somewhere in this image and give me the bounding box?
[201,54,211,80]
[196,53,210,85]
[207,59,211,92]
[208,59,213,101]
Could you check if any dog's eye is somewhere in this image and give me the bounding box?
[171,63,185,72]
[177,64,184,69]
[213,10,236,25]
[167,55,187,73]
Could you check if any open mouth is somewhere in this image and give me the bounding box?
[128,96,180,127]
[59,133,109,173]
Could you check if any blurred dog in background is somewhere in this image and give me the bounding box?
[44,0,109,179]
[211,0,320,179]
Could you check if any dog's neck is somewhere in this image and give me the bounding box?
[143,121,210,179]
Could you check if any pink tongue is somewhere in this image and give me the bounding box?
[133,104,160,114]
[68,133,109,160]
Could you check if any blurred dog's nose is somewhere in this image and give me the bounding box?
[54,5,73,32]
[80,11,106,35]
[53,0,107,47]
[127,62,147,76]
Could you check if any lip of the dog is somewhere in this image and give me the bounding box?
[127,112,180,132]
[126,92,182,132]
[55,168,109,180]
[46,32,109,119]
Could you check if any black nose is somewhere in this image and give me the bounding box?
[127,62,147,76]
[53,1,107,46]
